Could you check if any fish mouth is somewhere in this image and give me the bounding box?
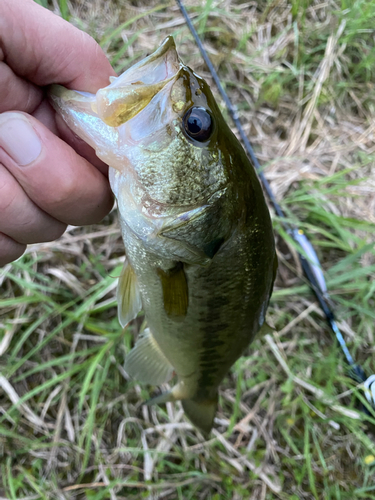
[95,36,181,127]
[49,36,187,171]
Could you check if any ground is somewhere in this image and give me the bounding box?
[1,1,375,499]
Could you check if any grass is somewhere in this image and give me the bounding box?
[1,0,375,498]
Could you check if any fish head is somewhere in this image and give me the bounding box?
[102,36,236,212]
[50,36,237,211]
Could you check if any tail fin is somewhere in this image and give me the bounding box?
[182,395,218,437]
[146,382,217,437]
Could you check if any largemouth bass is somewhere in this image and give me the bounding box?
[50,36,277,436]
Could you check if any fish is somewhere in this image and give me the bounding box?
[49,36,277,436]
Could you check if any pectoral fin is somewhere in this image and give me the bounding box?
[125,328,173,385]
[117,260,142,327]
[157,262,188,318]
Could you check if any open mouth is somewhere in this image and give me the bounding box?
[95,36,181,127]
[50,36,181,129]
[49,36,184,171]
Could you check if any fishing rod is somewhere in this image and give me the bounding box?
[176,0,375,412]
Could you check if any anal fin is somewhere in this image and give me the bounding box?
[125,328,174,385]
[117,259,142,327]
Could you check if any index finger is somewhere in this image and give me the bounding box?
[0,0,116,92]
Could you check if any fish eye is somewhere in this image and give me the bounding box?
[182,106,213,142]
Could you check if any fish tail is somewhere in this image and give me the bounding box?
[182,394,218,437]
[146,382,217,437]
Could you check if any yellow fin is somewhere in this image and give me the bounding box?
[157,263,188,318]
[125,328,173,385]
[182,396,218,437]
[117,260,142,328]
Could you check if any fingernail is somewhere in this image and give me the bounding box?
[0,113,42,166]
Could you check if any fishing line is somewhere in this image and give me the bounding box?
[176,0,375,412]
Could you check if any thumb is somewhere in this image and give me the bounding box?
[0,111,114,226]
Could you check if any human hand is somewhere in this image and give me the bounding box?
[0,0,116,266]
